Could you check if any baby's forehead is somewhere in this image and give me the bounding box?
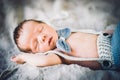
[23,20,45,28]
[21,21,38,31]
[23,21,37,27]
[19,21,45,39]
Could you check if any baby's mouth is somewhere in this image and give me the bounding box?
[48,37,52,45]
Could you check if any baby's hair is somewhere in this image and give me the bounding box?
[13,19,44,52]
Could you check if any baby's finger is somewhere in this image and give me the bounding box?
[10,56,16,61]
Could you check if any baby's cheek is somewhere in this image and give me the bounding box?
[39,45,50,52]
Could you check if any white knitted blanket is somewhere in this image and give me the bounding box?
[0,0,120,80]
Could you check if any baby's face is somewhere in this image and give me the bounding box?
[18,21,58,53]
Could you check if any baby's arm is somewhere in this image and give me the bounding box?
[11,53,62,67]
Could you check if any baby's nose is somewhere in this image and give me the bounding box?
[37,34,46,43]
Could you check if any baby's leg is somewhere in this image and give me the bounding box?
[111,23,120,68]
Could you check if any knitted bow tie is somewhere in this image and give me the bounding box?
[56,28,71,53]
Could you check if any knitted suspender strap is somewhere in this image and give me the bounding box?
[45,50,102,61]
[45,50,112,69]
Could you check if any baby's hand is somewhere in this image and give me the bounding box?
[11,54,26,64]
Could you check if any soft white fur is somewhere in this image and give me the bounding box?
[1,0,120,80]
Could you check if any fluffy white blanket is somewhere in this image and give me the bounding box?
[0,0,120,80]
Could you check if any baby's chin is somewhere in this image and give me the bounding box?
[37,49,50,53]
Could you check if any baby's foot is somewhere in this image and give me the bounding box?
[11,54,25,64]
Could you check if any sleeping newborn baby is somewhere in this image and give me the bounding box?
[11,19,120,70]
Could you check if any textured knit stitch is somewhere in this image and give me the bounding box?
[97,33,113,69]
